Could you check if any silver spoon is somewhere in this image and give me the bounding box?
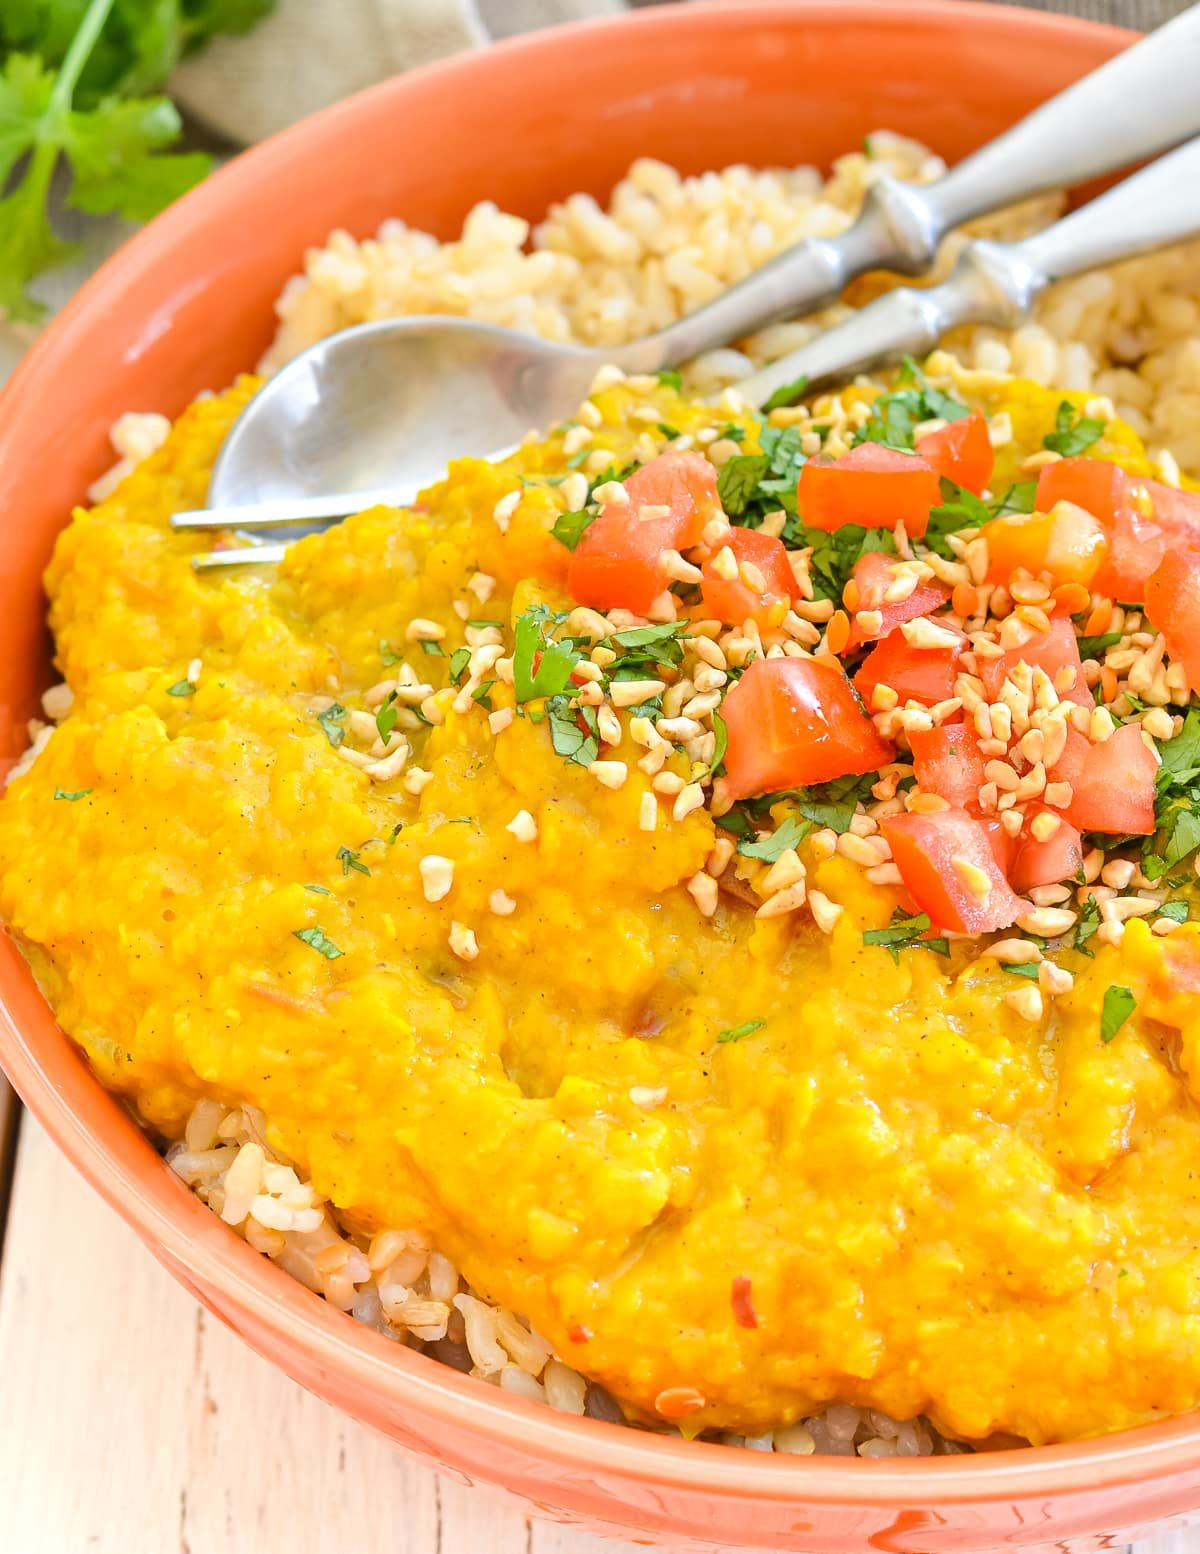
[175,6,1200,567]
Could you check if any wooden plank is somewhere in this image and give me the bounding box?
[0,1118,637,1554]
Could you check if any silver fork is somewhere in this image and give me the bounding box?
[170,6,1200,568]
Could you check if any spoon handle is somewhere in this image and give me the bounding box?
[734,134,1200,408]
[619,4,1200,375]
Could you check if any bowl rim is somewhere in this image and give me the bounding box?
[5,0,1200,1509]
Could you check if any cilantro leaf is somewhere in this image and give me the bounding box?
[925,478,989,558]
[1100,985,1136,1044]
[717,453,769,518]
[550,508,597,552]
[863,908,950,964]
[379,640,401,666]
[316,702,346,747]
[1074,632,1122,661]
[1044,401,1104,458]
[166,677,195,696]
[802,522,895,602]
[1158,900,1189,924]
[336,845,369,877]
[293,925,343,960]
[762,373,809,413]
[717,1019,765,1044]
[992,480,1037,518]
[704,710,728,779]
[1002,962,1042,981]
[53,785,92,801]
[375,695,398,744]
[737,814,811,863]
[1073,893,1101,956]
[0,0,274,318]
[853,376,970,451]
[546,696,597,766]
[513,606,579,702]
[448,647,470,685]
[656,368,682,392]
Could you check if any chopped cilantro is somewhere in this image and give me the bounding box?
[803,523,895,602]
[992,480,1038,518]
[1002,962,1042,981]
[1100,985,1136,1043]
[419,639,444,657]
[717,452,770,518]
[550,508,597,552]
[466,618,505,630]
[375,695,398,745]
[448,647,471,685]
[336,845,370,877]
[304,884,332,896]
[316,703,346,748]
[720,423,746,443]
[1158,900,1189,924]
[471,680,496,711]
[656,368,683,391]
[1143,707,1200,879]
[166,679,196,697]
[853,373,970,451]
[737,814,810,863]
[704,711,728,778]
[717,1019,766,1044]
[513,605,580,703]
[565,447,592,469]
[925,478,990,558]
[546,696,597,766]
[863,908,950,964]
[762,373,809,413]
[53,786,92,801]
[293,926,343,960]
[1073,894,1102,956]
[657,422,682,440]
[379,640,402,666]
[1044,400,1104,458]
[1075,632,1123,661]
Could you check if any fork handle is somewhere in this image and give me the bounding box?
[734,133,1200,408]
[615,4,1200,375]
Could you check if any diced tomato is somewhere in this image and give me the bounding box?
[1037,458,1129,529]
[1007,812,1084,894]
[978,616,1090,708]
[1145,480,1200,548]
[882,808,1022,934]
[854,622,965,708]
[1051,724,1157,836]
[720,656,892,800]
[1091,505,1166,604]
[917,411,994,496]
[845,549,950,645]
[1146,548,1200,694]
[983,501,1108,589]
[798,442,941,540]
[567,451,721,614]
[700,526,796,626]
[982,817,1017,877]
[909,723,987,811]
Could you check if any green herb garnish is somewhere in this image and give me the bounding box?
[717,1019,766,1044]
[53,786,92,801]
[762,373,809,413]
[1100,985,1137,1043]
[379,640,401,666]
[550,508,597,552]
[737,814,810,863]
[375,695,398,745]
[1044,400,1104,458]
[513,605,579,703]
[546,696,597,766]
[1158,900,1189,924]
[336,845,370,877]
[293,926,343,960]
[166,678,195,697]
[863,908,950,964]
[448,647,471,685]
[419,639,444,657]
[1074,632,1123,661]
[656,369,682,392]
[992,480,1038,518]
[924,478,990,558]
[316,702,346,748]
[1002,962,1042,981]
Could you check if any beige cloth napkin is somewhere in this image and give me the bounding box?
[172,0,628,145]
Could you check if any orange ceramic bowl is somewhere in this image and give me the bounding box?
[4,4,1200,1548]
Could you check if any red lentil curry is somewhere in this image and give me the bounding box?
[3,352,1200,1446]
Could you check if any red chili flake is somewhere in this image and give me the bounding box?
[654,1386,706,1420]
[731,1276,758,1330]
[566,1324,592,1344]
